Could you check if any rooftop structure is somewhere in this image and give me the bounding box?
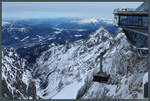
[113,8,148,29]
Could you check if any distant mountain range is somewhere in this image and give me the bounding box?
[2,17,118,48]
[2,17,118,63]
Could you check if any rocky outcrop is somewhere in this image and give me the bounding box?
[2,47,37,99]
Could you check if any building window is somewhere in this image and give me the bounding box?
[142,16,148,27]
[120,16,128,26]
[114,15,119,25]
[119,15,148,27]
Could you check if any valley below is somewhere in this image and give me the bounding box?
[2,17,148,99]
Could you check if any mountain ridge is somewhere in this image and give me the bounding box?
[31,26,147,99]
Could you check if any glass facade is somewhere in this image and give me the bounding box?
[125,30,148,48]
[114,15,119,25]
[119,15,148,27]
[142,16,148,27]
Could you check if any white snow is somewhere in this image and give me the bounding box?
[2,48,34,99]
[34,26,147,99]
[18,28,28,33]
[3,25,147,99]
[14,37,19,40]
[54,31,61,34]
[52,81,84,99]
[76,29,86,31]
[21,36,29,41]
[143,72,148,84]
[22,70,32,89]
[2,21,10,26]
[36,35,44,41]
[72,17,99,24]
[48,37,54,40]
[53,27,63,34]
[75,34,82,37]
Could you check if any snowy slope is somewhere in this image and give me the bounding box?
[2,47,37,99]
[33,27,148,99]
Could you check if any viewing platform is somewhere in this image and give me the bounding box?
[113,8,148,48]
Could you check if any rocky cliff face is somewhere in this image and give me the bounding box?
[2,47,36,99]
[32,27,148,99]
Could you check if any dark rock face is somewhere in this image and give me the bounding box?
[2,80,13,99]
[2,47,37,99]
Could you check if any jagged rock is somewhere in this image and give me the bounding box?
[2,15,148,99]
[2,47,37,99]
[33,27,147,99]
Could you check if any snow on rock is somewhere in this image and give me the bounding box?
[33,26,148,99]
[72,17,99,24]
[36,35,45,42]
[52,81,84,99]
[22,69,32,89]
[21,36,29,41]
[18,28,28,33]
[2,47,36,99]
[76,29,86,31]
[75,34,83,37]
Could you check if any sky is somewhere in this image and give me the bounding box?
[2,2,143,20]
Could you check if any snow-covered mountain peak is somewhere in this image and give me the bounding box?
[32,26,147,99]
[2,21,10,26]
[74,17,99,24]
[99,18,114,24]
[93,26,110,36]
[86,26,113,49]
[89,17,99,23]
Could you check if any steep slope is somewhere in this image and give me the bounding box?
[33,27,148,99]
[2,47,36,99]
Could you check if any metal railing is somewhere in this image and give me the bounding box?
[113,8,136,13]
[113,8,148,15]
